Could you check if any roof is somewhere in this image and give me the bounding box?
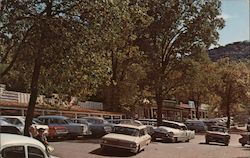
[113,124,146,130]
[0,133,45,150]
[0,101,123,115]
[38,115,68,119]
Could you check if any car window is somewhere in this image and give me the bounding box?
[4,118,23,126]
[2,146,25,158]
[112,126,139,136]
[50,119,67,124]
[28,146,45,158]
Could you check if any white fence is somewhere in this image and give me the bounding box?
[78,101,103,110]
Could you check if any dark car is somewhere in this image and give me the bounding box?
[38,115,87,139]
[239,133,250,146]
[203,119,218,130]
[185,120,208,132]
[247,118,250,132]
[205,126,230,146]
[0,118,22,135]
[73,117,112,137]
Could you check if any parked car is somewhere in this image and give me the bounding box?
[108,119,142,126]
[0,118,22,135]
[0,116,49,135]
[239,133,250,146]
[0,133,58,158]
[205,126,230,146]
[101,124,151,154]
[139,119,195,142]
[38,116,87,139]
[202,119,218,130]
[185,120,207,132]
[47,125,69,140]
[73,117,112,136]
[247,118,250,132]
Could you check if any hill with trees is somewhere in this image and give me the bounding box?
[208,41,250,61]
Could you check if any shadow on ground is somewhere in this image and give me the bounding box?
[89,147,138,157]
[199,142,226,146]
[64,138,101,144]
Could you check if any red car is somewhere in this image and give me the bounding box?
[48,125,68,140]
[205,126,230,146]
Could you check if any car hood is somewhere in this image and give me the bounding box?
[206,131,229,136]
[102,133,137,142]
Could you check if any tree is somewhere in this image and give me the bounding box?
[214,58,250,128]
[80,0,152,112]
[136,0,224,125]
[0,0,111,136]
[174,50,217,119]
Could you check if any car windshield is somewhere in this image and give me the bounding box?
[32,118,45,125]
[210,127,226,132]
[112,126,139,136]
[86,118,104,124]
[65,119,73,123]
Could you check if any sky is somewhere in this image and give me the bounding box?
[218,0,250,46]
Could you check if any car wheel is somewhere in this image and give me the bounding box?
[205,139,209,144]
[151,136,156,142]
[185,139,190,142]
[241,143,245,147]
[136,145,140,154]
[173,137,177,143]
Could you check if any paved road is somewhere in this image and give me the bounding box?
[50,134,250,158]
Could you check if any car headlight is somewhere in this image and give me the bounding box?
[102,139,108,143]
[129,143,137,148]
[168,132,174,137]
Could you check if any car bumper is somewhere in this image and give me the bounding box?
[101,143,138,153]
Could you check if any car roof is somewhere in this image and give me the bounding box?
[81,117,104,120]
[140,119,186,126]
[210,126,227,129]
[1,116,25,119]
[0,133,46,150]
[114,124,146,130]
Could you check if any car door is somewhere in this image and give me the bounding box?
[27,146,47,158]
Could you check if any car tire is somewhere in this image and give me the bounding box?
[185,139,190,142]
[136,145,140,154]
[173,137,177,143]
[205,139,209,144]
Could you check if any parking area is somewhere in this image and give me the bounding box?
[50,134,250,158]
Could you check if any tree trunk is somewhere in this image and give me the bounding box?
[156,76,163,126]
[195,102,200,120]
[24,55,42,136]
[226,103,231,129]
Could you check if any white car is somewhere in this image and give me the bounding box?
[161,120,195,142]
[139,119,194,142]
[101,124,151,154]
[0,116,49,135]
[0,133,58,158]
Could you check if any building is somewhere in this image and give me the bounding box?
[135,99,208,122]
[0,85,124,119]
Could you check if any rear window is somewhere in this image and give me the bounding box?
[1,146,25,158]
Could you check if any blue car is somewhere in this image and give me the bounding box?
[38,115,88,139]
[72,117,112,137]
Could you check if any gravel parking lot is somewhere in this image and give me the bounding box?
[50,134,250,158]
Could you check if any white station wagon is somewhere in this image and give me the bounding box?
[101,124,151,154]
[0,134,58,158]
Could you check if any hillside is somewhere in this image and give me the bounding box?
[208,41,250,61]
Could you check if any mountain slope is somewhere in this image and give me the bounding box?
[208,41,250,61]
